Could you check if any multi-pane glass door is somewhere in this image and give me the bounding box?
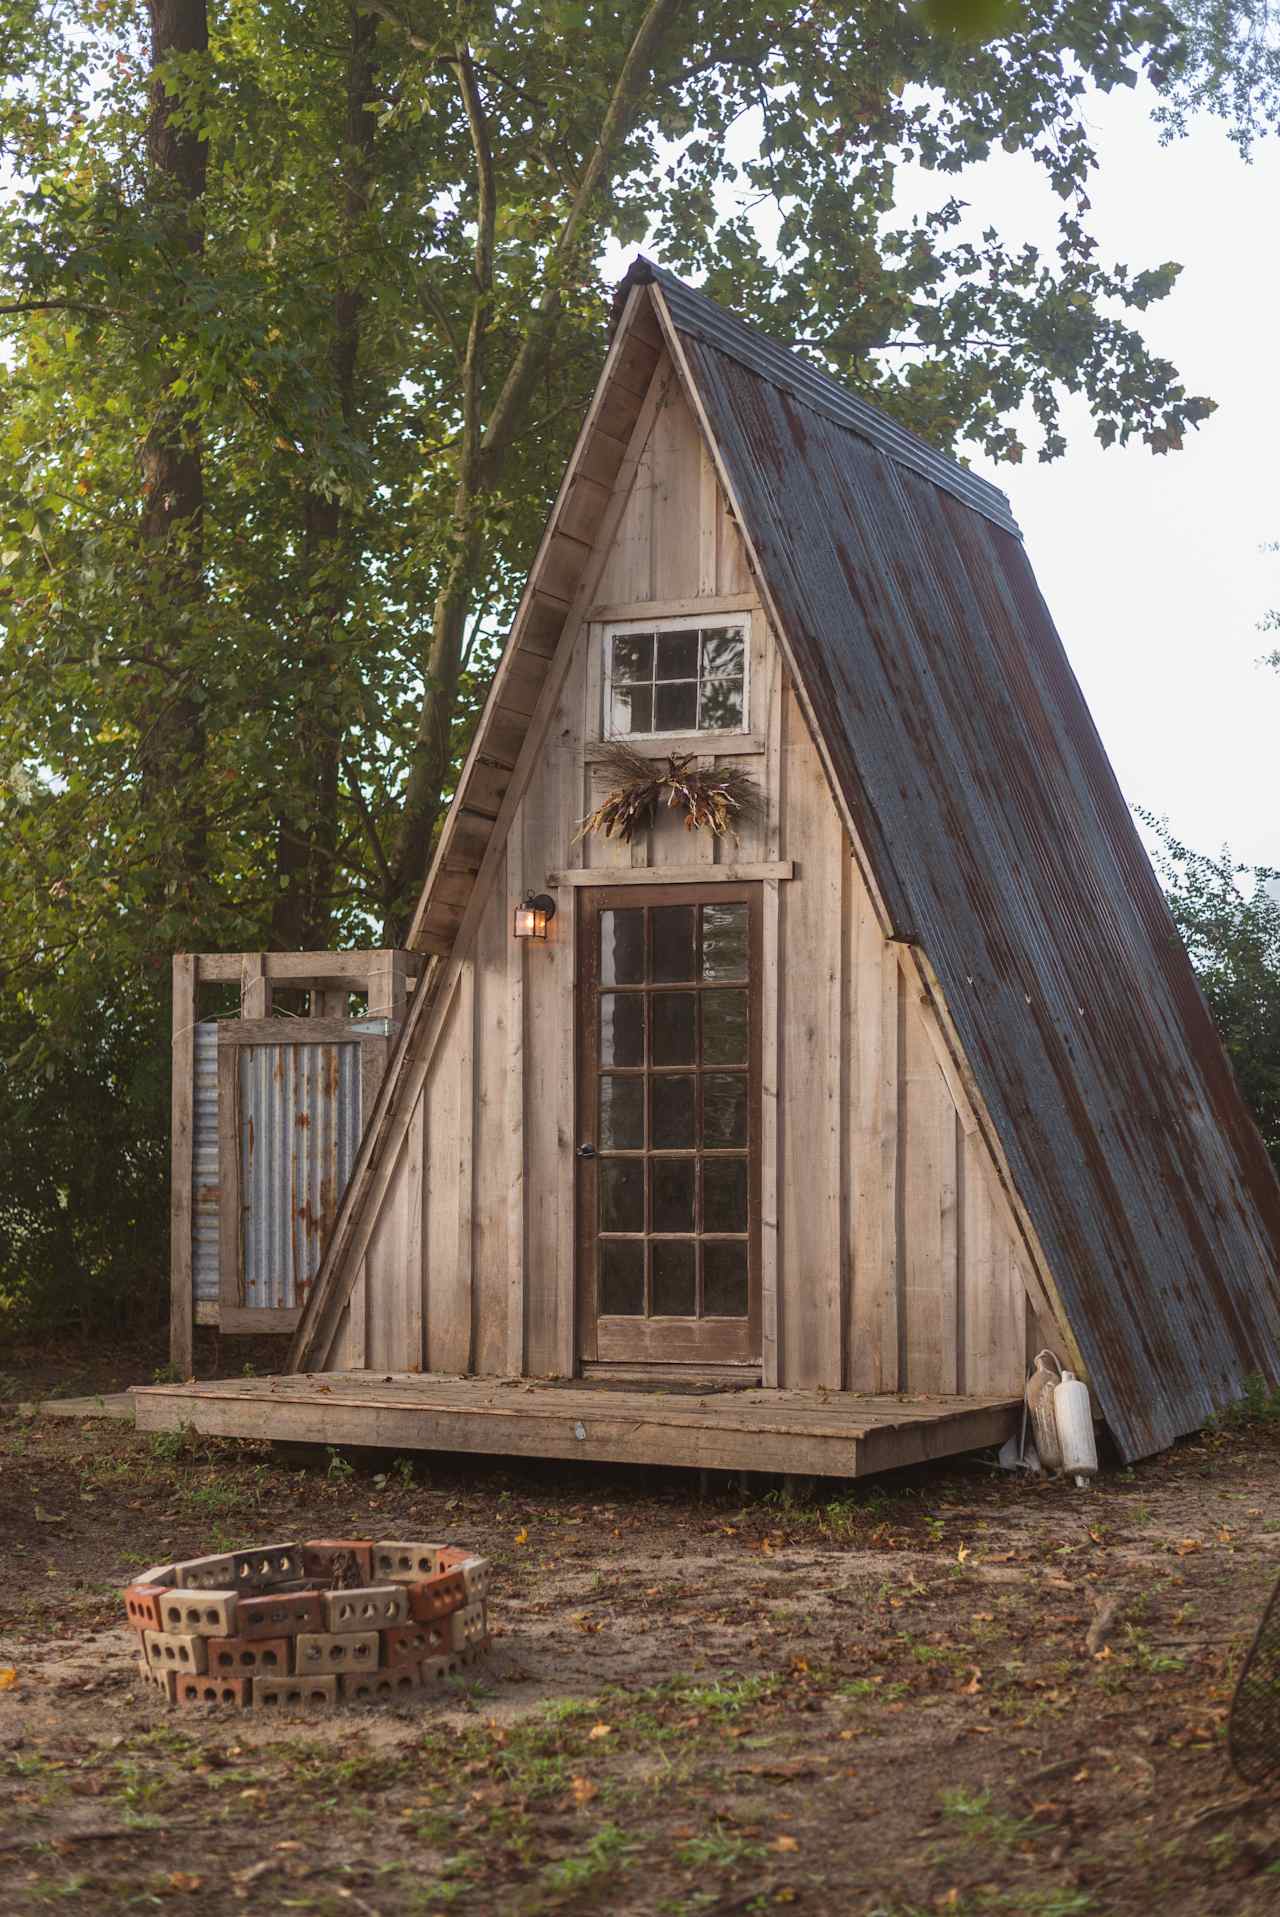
[577,884,761,1366]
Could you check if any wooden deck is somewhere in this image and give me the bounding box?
[131,1372,1020,1479]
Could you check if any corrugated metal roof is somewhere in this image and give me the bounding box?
[663,303,1280,1461]
[614,258,1021,540]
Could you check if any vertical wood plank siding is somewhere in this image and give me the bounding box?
[312,372,1034,1392]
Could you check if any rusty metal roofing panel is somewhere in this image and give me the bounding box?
[617,256,1020,539]
[192,1022,220,1306]
[237,1020,390,1312]
[676,324,1280,1460]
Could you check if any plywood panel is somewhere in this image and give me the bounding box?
[777,686,844,1388]
[421,987,471,1374]
[471,876,514,1375]
[365,1104,422,1371]
[846,867,901,1392]
[901,991,960,1392]
[961,1132,1027,1392]
[649,385,703,597]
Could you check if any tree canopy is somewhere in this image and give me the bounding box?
[1,0,1277,1330]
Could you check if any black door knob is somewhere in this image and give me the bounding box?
[576,1143,596,1160]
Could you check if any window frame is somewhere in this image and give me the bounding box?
[601,611,752,744]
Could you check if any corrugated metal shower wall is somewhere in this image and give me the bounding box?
[193,1019,391,1315]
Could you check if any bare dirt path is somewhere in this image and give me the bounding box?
[2,1348,1279,1915]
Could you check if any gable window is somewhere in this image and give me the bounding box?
[604,618,748,739]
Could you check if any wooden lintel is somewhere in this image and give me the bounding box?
[588,591,761,622]
[192,950,421,988]
[547,860,794,889]
[217,1018,400,1046]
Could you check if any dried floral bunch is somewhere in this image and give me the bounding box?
[575,742,761,846]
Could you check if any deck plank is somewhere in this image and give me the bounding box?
[131,1371,1017,1478]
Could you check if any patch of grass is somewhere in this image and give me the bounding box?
[940,1786,1042,1853]
[673,1825,768,1871]
[534,1822,635,1901]
[1210,1373,1280,1428]
[325,1444,355,1482]
[147,1423,198,1462]
[836,1677,909,1701]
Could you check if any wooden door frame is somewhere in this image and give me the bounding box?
[575,880,763,1371]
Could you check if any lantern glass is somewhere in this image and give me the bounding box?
[513,893,555,940]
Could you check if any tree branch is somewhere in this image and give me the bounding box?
[451,40,496,489]
[344,758,395,903]
[479,0,685,479]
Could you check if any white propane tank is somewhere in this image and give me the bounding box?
[1025,1350,1064,1472]
[1054,1372,1098,1487]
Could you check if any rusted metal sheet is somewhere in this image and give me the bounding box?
[651,276,1280,1460]
[192,1021,220,1308]
[192,1019,390,1318]
[237,1021,390,1312]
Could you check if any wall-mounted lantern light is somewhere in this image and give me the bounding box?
[513,892,557,941]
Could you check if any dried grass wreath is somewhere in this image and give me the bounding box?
[575,742,762,847]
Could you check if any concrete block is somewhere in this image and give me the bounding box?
[122,1584,169,1632]
[448,1602,489,1653]
[301,1539,374,1584]
[437,1549,490,1602]
[371,1540,443,1583]
[175,1674,250,1709]
[253,1674,338,1711]
[143,1630,208,1675]
[294,1630,379,1673]
[323,1585,409,1633]
[407,1569,467,1624]
[207,1635,290,1677]
[159,1590,239,1637]
[235,1590,324,1638]
[340,1667,422,1704]
[381,1621,447,1667]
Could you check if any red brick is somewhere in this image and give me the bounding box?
[143,1630,208,1675]
[206,1635,291,1677]
[295,1630,379,1673]
[175,1674,250,1709]
[301,1539,373,1583]
[235,1590,324,1638]
[407,1569,467,1624]
[381,1621,447,1667]
[371,1540,442,1583]
[122,1584,169,1632]
[323,1585,409,1632]
[436,1549,490,1602]
[158,1590,238,1637]
[448,1601,489,1653]
[253,1674,337,1710]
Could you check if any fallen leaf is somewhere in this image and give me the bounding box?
[571,1775,598,1806]
[588,1722,612,1740]
[168,1874,203,1892]
[960,1667,982,1695]
[1072,1766,1090,1783]
[772,1834,799,1853]
[956,1543,969,1563]
[972,1612,994,1623]
[0,1669,16,1690]
[514,1528,528,1546]
[1176,1539,1202,1556]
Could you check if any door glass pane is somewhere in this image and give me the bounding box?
[654,681,697,732]
[701,903,748,980]
[704,1242,749,1316]
[611,633,654,682]
[702,989,748,1064]
[652,906,695,982]
[600,1159,644,1233]
[651,1075,695,1149]
[700,628,744,677]
[702,1074,748,1147]
[652,1242,696,1316]
[655,630,698,680]
[652,992,695,1065]
[652,1158,695,1233]
[600,1241,644,1315]
[601,909,645,985]
[698,679,744,731]
[703,1159,748,1233]
[609,683,653,735]
[599,1076,643,1151]
[601,993,644,1066]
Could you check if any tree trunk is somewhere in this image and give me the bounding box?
[138,0,209,928]
[270,6,378,953]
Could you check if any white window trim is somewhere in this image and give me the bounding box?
[601,610,751,744]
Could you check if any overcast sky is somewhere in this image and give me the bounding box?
[609,77,1280,875]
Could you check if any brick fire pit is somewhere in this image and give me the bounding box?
[123,1537,490,1709]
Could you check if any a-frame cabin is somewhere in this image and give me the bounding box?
[137,260,1280,1475]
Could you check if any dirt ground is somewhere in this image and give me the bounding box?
[2,1337,1280,1916]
